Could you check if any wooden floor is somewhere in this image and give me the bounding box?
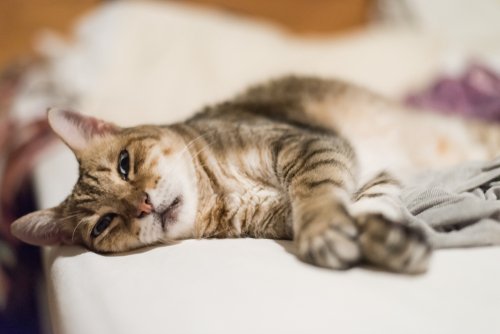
[0,0,370,71]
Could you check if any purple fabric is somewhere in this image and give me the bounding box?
[405,64,500,121]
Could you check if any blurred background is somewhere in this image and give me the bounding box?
[1,0,500,333]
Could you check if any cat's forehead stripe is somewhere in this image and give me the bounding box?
[95,165,112,172]
[121,134,161,148]
[80,171,99,184]
[75,178,104,197]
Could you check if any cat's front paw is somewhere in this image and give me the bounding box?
[296,214,361,270]
[358,214,432,274]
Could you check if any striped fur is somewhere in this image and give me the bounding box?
[11,76,500,274]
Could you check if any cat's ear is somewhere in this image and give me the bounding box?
[10,208,68,246]
[47,108,120,153]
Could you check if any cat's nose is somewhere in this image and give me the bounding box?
[137,193,154,218]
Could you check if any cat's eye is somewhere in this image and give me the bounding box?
[118,150,130,180]
[91,213,116,238]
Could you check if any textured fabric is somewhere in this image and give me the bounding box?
[402,158,500,248]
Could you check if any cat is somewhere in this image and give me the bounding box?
[10,76,500,274]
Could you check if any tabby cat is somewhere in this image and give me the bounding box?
[11,76,500,274]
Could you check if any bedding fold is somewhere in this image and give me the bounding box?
[402,157,500,248]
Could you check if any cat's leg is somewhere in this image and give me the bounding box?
[274,134,362,270]
[275,133,432,273]
[350,171,432,274]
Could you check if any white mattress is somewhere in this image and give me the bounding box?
[29,2,500,333]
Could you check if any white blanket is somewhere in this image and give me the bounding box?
[28,1,500,333]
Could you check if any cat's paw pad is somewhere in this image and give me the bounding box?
[358,214,432,274]
[296,217,361,270]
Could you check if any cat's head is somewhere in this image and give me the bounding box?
[10,109,198,253]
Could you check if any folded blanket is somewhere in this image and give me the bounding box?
[402,158,500,248]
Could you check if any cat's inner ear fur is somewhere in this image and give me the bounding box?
[47,108,120,152]
[10,208,69,246]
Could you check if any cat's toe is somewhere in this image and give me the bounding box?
[358,214,432,274]
[297,219,361,270]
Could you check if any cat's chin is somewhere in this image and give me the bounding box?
[160,196,183,230]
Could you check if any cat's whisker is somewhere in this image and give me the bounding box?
[169,137,218,176]
[187,139,217,161]
[53,212,87,244]
[71,219,87,243]
[173,125,244,164]
[171,127,219,160]
[167,126,248,182]
[172,142,216,181]
[57,213,80,223]
[179,129,217,154]
[169,128,219,166]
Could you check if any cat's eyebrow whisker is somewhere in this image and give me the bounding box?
[159,132,209,172]
[56,213,89,242]
[180,129,217,153]
[187,139,217,161]
[174,125,243,163]
[169,128,219,165]
[176,139,218,178]
[71,219,87,242]
[169,136,218,175]
[169,126,244,174]
[57,213,80,223]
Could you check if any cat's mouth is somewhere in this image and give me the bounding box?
[160,196,182,229]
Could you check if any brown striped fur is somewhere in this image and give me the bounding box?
[11,76,500,273]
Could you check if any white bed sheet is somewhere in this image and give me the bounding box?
[28,1,500,333]
[44,239,500,334]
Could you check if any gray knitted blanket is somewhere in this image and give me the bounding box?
[402,158,500,248]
